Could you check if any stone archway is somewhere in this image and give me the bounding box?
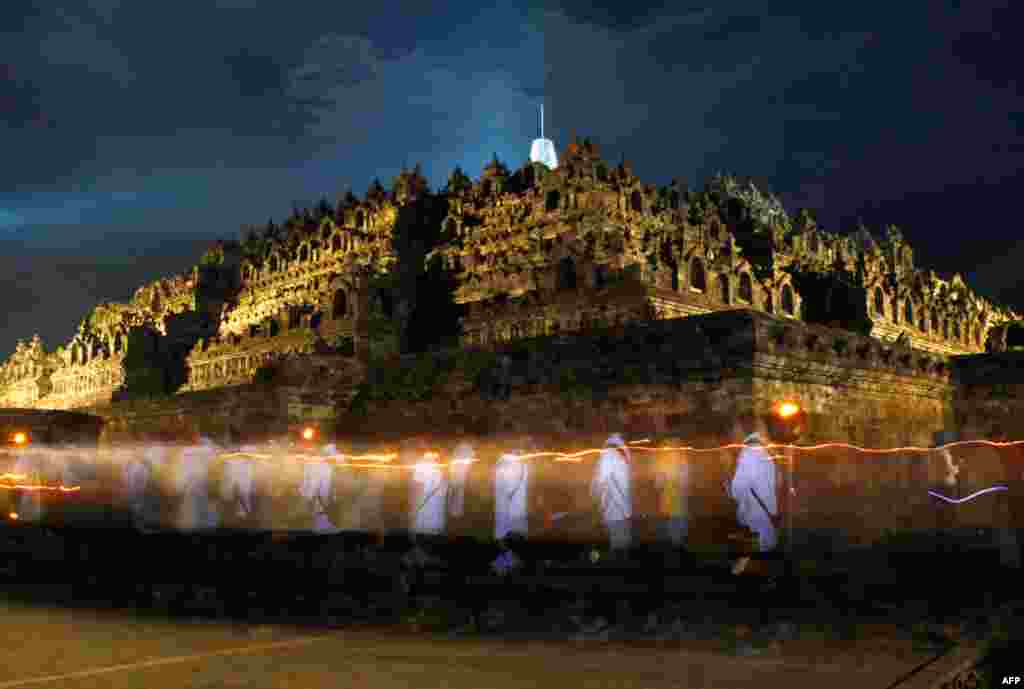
[781,284,795,315]
[545,189,560,212]
[689,258,706,292]
[738,272,753,303]
[557,256,577,291]
[630,189,643,213]
[332,290,347,318]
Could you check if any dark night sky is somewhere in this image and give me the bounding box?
[1,0,1021,359]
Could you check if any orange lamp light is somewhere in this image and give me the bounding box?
[301,427,316,441]
[775,401,801,419]
[11,432,27,446]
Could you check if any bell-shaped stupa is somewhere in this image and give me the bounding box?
[529,104,558,170]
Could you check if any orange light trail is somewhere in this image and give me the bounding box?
[150,437,1024,467]
[0,439,1020,488]
[0,484,81,492]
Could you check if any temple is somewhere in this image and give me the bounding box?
[1,133,1019,411]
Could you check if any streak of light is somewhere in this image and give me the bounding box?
[0,484,80,492]
[0,440,1021,475]
[217,452,397,463]
[927,486,1008,504]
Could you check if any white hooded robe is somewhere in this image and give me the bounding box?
[299,459,339,534]
[494,453,529,540]
[592,446,632,524]
[411,459,447,536]
[222,452,256,521]
[175,442,219,531]
[730,440,778,552]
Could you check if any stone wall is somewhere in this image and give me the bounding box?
[951,351,1024,437]
[91,385,289,445]
[89,352,365,444]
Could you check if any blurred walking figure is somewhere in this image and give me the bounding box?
[299,443,340,534]
[929,431,961,558]
[448,441,475,521]
[592,433,633,555]
[342,438,384,533]
[410,449,448,537]
[125,443,166,530]
[655,436,689,549]
[494,440,530,541]
[729,420,777,574]
[12,447,45,522]
[222,441,257,528]
[175,436,219,531]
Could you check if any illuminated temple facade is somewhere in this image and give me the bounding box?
[1,136,1019,410]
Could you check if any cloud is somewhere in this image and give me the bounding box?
[0,209,25,230]
[289,34,380,95]
[39,6,138,84]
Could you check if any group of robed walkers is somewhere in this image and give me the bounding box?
[3,419,787,575]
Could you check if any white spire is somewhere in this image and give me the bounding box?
[530,101,557,170]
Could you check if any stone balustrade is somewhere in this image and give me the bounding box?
[183,329,319,392]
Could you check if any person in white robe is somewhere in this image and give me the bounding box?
[299,444,340,534]
[448,442,474,521]
[494,447,530,541]
[591,433,633,553]
[175,437,219,531]
[729,430,778,569]
[410,453,447,537]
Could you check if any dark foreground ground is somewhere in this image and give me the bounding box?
[1,524,1022,688]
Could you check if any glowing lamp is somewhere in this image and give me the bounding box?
[301,427,316,441]
[11,432,28,446]
[769,400,806,445]
[8,512,17,521]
